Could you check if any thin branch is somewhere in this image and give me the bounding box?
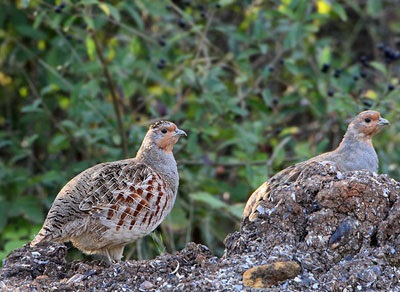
[90,30,128,158]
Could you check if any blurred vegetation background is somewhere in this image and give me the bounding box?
[1,0,400,263]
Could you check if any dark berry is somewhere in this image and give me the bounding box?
[158,38,166,47]
[272,97,279,106]
[363,99,373,107]
[327,89,334,97]
[360,55,368,66]
[353,75,359,81]
[275,127,283,134]
[215,3,221,9]
[279,59,285,65]
[360,71,367,78]
[54,5,64,13]
[54,1,66,13]
[333,69,342,78]
[321,63,330,73]
[377,43,385,50]
[201,11,207,18]
[182,0,191,8]
[388,84,395,91]
[268,67,275,72]
[178,19,186,28]
[157,58,166,69]
[384,47,394,59]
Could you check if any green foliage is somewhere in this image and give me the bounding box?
[1,0,400,264]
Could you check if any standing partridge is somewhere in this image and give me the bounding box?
[243,110,390,221]
[31,121,187,262]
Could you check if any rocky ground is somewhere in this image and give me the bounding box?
[2,162,400,291]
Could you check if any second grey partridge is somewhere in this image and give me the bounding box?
[31,121,186,262]
[243,110,390,221]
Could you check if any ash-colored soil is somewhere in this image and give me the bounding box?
[2,163,400,291]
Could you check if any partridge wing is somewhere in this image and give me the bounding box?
[242,163,302,221]
[80,161,170,234]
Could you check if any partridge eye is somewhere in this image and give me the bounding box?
[364,118,371,123]
[161,128,168,134]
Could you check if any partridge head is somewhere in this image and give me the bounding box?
[31,121,186,262]
[243,110,389,221]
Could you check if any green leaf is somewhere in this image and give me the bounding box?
[33,11,46,29]
[259,44,268,54]
[21,99,42,113]
[367,0,383,17]
[15,25,46,40]
[165,204,189,230]
[21,0,30,9]
[234,74,248,85]
[83,15,95,30]
[332,2,347,21]
[40,84,59,96]
[0,200,10,232]
[318,46,332,66]
[98,3,121,22]
[184,68,196,85]
[49,134,70,153]
[123,3,144,29]
[190,192,228,210]
[61,120,78,131]
[369,61,387,76]
[85,36,96,60]
[10,196,44,224]
[4,240,26,252]
[227,204,245,219]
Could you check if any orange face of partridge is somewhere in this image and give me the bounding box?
[350,110,390,140]
[154,122,187,153]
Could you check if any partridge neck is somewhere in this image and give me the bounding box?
[334,130,378,172]
[136,142,179,192]
[339,128,374,150]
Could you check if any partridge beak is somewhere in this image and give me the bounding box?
[377,117,390,126]
[174,128,187,137]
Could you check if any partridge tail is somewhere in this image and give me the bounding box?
[242,182,271,221]
[30,227,55,247]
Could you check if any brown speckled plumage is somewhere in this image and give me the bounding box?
[31,121,186,262]
[243,111,390,222]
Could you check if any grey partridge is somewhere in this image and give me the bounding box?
[243,110,390,221]
[31,121,187,262]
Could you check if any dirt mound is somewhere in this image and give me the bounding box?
[2,162,400,291]
[226,162,400,290]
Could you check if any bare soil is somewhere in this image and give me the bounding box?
[2,163,400,291]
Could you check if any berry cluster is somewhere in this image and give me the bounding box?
[157,1,221,70]
[157,58,166,70]
[377,43,400,64]
[320,41,398,99]
[54,1,66,13]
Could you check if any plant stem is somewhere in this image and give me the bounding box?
[90,30,128,158]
